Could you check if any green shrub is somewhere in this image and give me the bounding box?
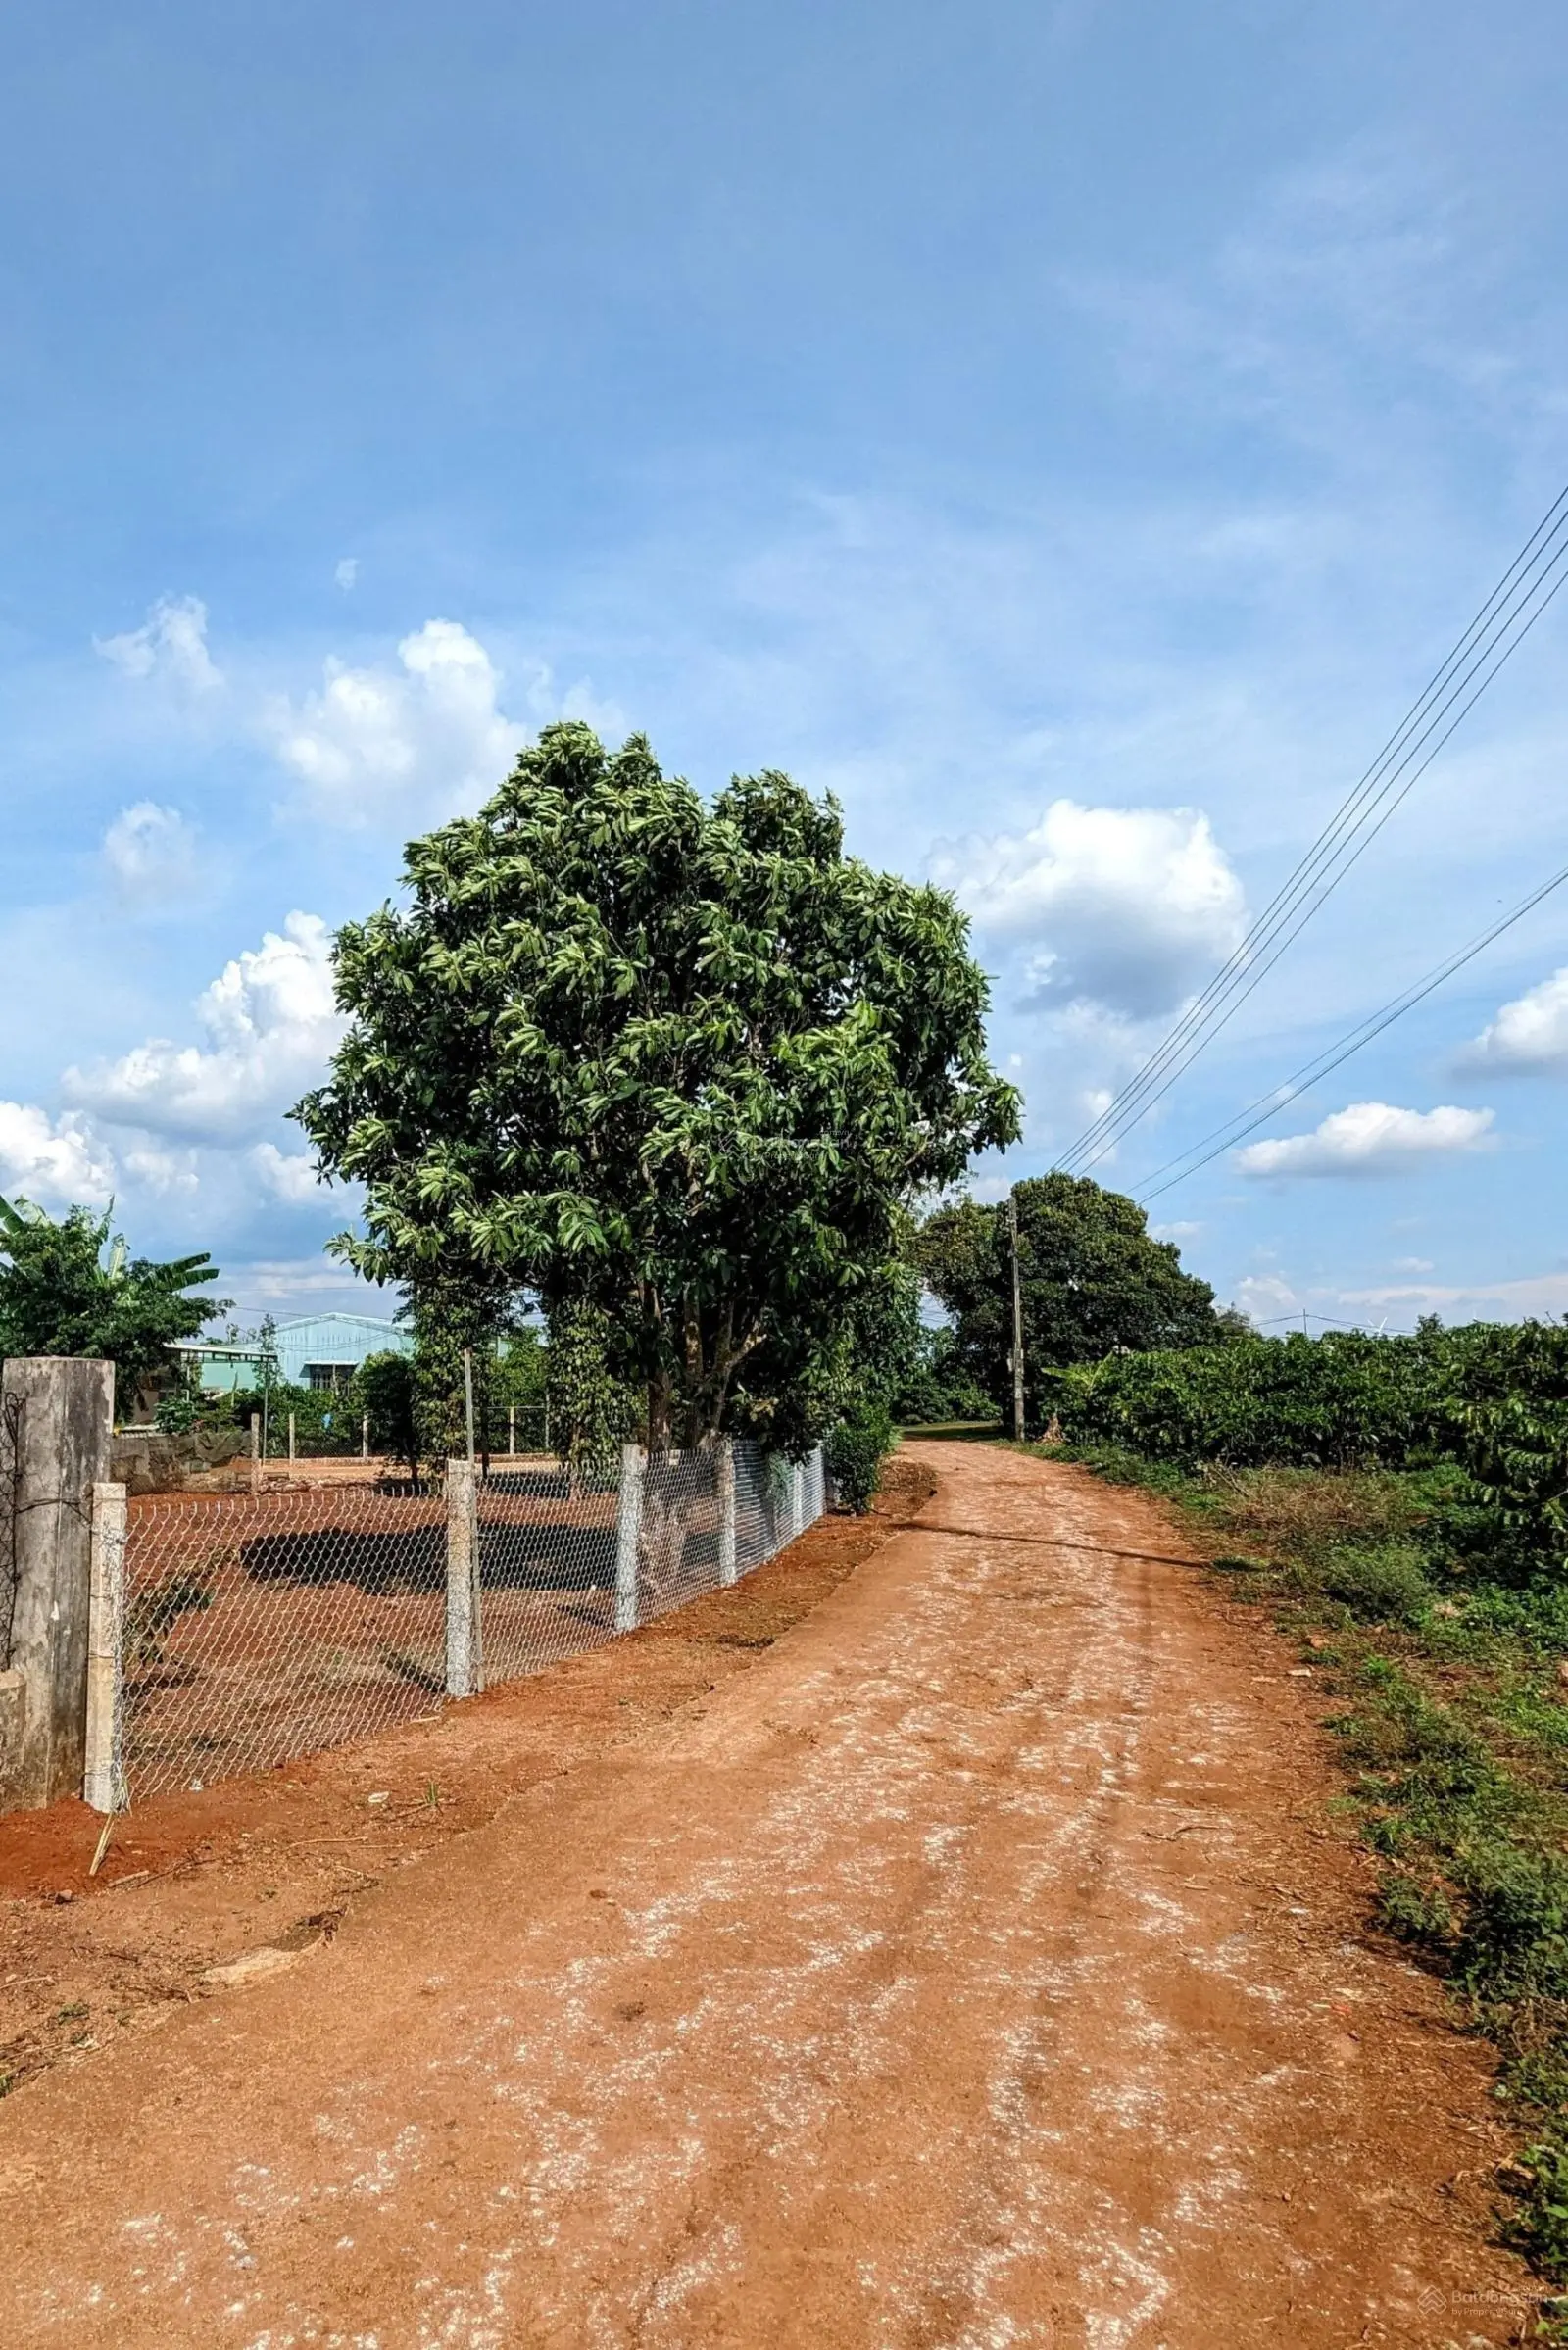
[1315,1541,1433,1626]
[826,1400,896,1514]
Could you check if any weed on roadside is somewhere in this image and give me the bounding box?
[1027,1436,1568,2296]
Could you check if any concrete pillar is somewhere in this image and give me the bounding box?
[445,1458,481,1698]
[614,1444,644,1634]
[0,1356,114,1811]
[717,1442,737,1588]
[84,1481,126,1813]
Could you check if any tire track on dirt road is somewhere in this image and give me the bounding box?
[0,1443,1540,2346]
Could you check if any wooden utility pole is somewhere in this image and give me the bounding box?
[1008,1189,1026,1442]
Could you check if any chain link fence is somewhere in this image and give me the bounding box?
[100,1442,826,1808]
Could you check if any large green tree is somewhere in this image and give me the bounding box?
[296,723,1018,1450]
[914,1172,1233,1428]
[0,1197,224,1414]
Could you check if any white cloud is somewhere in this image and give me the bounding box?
[102,801,200,904]
[334,557,359,591]
[252,1143,327,1204]
[270,617,525,825]
[94,594,222,692]
[222,1257,391,1312]
[121,1141,199,1195]
[1236,1101,1494,1179]
[0,1102,115,1206]
[1459,966,1568,1075]
[64,911,345,1145]
[1342,1271,1568,1319]
[931,800,1247,1018]
[1232,1272,1302,1321]
[1392,1255,1434,1273]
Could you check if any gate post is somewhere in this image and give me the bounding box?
[0,1356,114,1811]
[445,1458,481,1697]
[614,1444,644,1633]
[717,1442,737,1588]
[84,1481,126,1812]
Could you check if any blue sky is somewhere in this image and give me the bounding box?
[4,0,1568,1332]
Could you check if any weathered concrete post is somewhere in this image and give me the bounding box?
[0,1357,114,1811]
[445,1458,481,1698]
[248,1411,262,1495]
[614,1444,644,1633]
[717,1442,738,1587]
[84,1481,127,1813]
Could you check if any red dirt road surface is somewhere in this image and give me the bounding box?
[0,1444,1540,2346]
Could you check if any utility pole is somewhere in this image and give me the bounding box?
[1008,1189,1026,1442]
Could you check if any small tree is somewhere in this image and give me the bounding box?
[915,1173,1225,1429]
[356,1350,419,1482]
[0,1196,224,1416]
[545,1300,634,1486]
[296,724,1018,1455]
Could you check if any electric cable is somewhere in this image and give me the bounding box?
[1136,851,1568,1199]
[1055,483,1568,1173]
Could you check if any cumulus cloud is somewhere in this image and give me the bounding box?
[64,911,345,1145]
[252,1143,327,1203]
[1458,966,1568,1075]
[270,618,526,825]
[334,557,359,591]
[1232,1272,1302,1321]
[102,801,200,904]
[1343,1271,1568,1318]
[1236,1101,1494,1179]
[94,594,222,692]
[0,1102,115,1205]
[120,1141,199,1195]
[931,801,1247,1018]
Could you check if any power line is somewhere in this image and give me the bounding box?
[1056,483,1568,1175]
[1138,851,1568,1199]
[1063,515,1568,1172]
[1061,485,1568,1169]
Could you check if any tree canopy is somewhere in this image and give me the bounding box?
[296,723,1018,1449]
[914,1173,1235,1427]
[0,1197,224,1414]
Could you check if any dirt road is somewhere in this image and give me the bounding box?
[0,1444,1538,2345]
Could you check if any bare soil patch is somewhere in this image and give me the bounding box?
[0,1456,933,2102]
[0,1444,1544,2346]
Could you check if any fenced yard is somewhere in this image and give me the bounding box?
[107,1443,826,1805]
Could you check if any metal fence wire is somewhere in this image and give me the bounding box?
[108,1441,825,1807]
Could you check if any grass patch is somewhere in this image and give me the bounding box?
[1023,1435,1568,2301]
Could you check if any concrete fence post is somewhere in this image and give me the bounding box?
[509,1404,516,1458]
[0,1356,114,1812]
[361,1412,369,1460]
[717,1442,737,1587]
[248,1411,262,1495]
[84,1481,126,1813]
[287,1411,296,1466]
[791,1459,806,1542]
[614,1444,645,1633]
[445,1458,481,1698]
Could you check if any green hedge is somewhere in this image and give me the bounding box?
[1044,1321,1568,1576]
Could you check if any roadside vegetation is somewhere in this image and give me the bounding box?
[1026,1318,1568,2309]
